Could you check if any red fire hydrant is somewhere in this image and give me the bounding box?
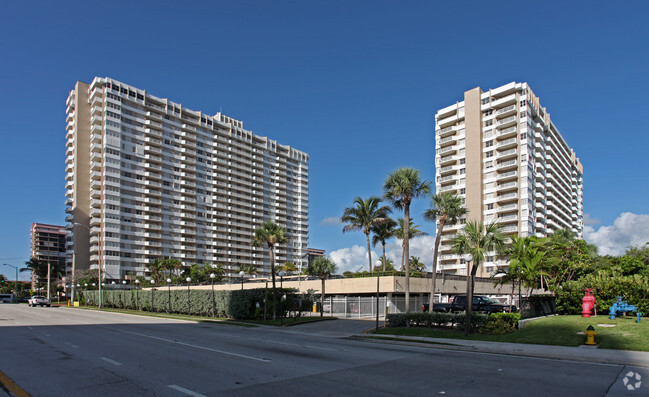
[582,288,596,318]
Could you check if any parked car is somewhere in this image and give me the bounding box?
[0,294,16,303]
[28,296,51,307]
[422,295,516,313]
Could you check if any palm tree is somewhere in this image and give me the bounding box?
[341,196,391,272]
[371,217,397,272]
[251,220,288,320]
[394,218,428,270]
[277,261,297,275]
[306,256,337,317]
[408,256,426,276]
[423,192,467,312]
[451,221,507,335]
[162,257,182,279]
[21,257,48,291]
[383,167,431,313]
[148,258,166,283]
[378,256,396,272]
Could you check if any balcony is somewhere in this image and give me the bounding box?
[437,126,456,138]
[496,170,517,181]
[145,119,163,130]
[439,155,459,166]
[496,104,516,116]
[497,148,517,160]
[496,115,517,128]
[496,159,517,170]
[496,192,517,203]
[496,137,517,149]
[438,146,457,156]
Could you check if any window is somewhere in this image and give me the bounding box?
[460,188,466,195]
[486,151,493,158]
[459,168,466,175]
[484,110,493,116]
[485,140,493,148]
[481,98,490,105]
[487,203,494,210]
[485,120,493,127]
[460,158,466,165]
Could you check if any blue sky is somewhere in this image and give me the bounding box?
[1,1,648,279]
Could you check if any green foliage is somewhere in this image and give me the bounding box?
[554,271,649,314]
[481,313,521,335]
[385,311,488,330]
[341,270,426,278]
[83,287,301,319]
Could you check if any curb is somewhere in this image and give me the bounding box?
[354,334,649,368]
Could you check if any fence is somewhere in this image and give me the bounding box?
[323,296,389,319]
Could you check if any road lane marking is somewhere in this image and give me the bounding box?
[64,342,79,348]
[230,335,342,352]
[104,327,270,363]
[100,357,122,366]
[0,369,31,397]
[168,385,207,397]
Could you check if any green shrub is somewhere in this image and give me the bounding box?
[481,312,521,335]
[83,287,298,319]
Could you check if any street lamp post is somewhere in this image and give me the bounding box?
[111,281,116,307]
[210,273,216,317]
[122,280,127,309]
[375,259,381,330]
[135,279,140,310]
[167,278,172,313]
[278,271,285,323]
[464,253,474,336]
[239,271,245,290]
[150,280,155,312]
[2,264,18,301]
[186,277,191,316]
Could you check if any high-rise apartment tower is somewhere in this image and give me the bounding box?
[434,82,583,276]
[65,78,309,281]
[30,223,67,288]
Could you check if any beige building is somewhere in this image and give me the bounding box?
[434,82,583,276]
[65,78,309,282]
[29,223,67,288]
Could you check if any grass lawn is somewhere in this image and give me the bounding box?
[374,315,648,352]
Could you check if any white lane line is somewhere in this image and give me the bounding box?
[64,342,80,348]
[100,357,122,366]
[232,335,342,352]
[104,327,270,363]
[168,385,207,397]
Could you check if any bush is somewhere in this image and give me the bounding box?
[481,312,520,335]
[554,272,649,314]
[83,287,299,319]
[385,311,488,330]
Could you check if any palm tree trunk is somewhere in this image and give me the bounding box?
[403,204,411,314]
[320,278,325,317]
[465,262,478,336]
[270,245,277,321]
[382,242,386,272]
[366,232,373,272]
[430,218,446,313]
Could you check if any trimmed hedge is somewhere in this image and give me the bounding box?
[386,311,488,330]
[481,313,521,335]
[81,287,307,319]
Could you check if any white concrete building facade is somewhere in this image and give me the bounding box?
[65,77,309,281]
[434,82,583,276]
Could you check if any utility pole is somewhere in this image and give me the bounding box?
[47,262,51,300]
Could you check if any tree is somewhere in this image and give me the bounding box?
[251,221,288,320]
[161,257,182,279]
[378,256,396,272]
[408,256,426,276]
[451,221,506,335]
[306,256,337,317]
[383,167,431,313]
[148,258,166,283]
[277,261,297,275]
[394,218,428,270]
[371,217,397,272]
[341,196,391,272]
[423,192,466,312]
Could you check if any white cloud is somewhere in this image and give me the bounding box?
[583,212,649,256]
[328,235,437,273]
[583,213,601,226]
[329,245,379,273]
[320,217,342,226]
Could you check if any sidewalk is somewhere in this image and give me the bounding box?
[362,333,649,367]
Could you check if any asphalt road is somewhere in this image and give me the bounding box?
[0,304,646,396]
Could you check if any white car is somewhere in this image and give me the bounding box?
[28,296,51,307]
